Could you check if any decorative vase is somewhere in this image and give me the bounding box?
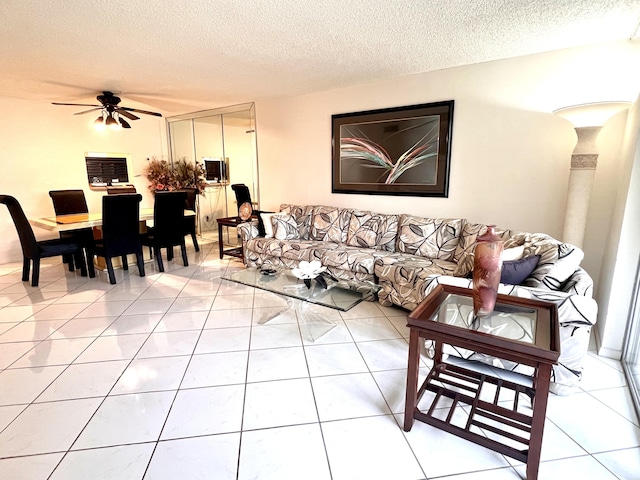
[472,225,504,317]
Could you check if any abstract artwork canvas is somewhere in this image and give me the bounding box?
[332,101,454,197]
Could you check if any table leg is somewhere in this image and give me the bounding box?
[218,222,224,259]
[527,363,552,480]
[404,328,421,431]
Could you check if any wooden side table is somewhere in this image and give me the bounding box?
[404,284,559,480]
[216,216,248,259]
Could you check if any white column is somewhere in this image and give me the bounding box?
[562,126,601,248]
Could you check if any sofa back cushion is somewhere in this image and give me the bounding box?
[346,210,399,252]
[310,206,351,243]
[396,215,463,261]
[280,204,314,239]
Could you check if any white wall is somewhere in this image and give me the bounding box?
[0,97,166,264]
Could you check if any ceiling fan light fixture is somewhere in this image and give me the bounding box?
[105,113,120,130]
[119,117,131,129]
[93,113,106,130]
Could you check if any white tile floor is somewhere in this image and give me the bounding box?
[0,240,639,479]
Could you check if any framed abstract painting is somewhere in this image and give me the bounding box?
[331,101,454,197]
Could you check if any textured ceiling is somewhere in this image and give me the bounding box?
[1,0,639,114]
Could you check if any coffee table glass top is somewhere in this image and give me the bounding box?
[222,268,379,311]
[433,293,538,344]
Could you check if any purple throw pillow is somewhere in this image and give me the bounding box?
[500,255,540,285]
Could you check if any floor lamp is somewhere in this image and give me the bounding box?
[553,102,631,248]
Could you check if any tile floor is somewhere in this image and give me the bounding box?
[0,240,639,479]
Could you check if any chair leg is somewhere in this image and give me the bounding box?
[154,246,165,272]
[121,256,129,270]
[64,253,74,271]
[22,257,30,282]
[180,241,189,266]
[31,258,41,287]
[74,250,87,277]
[105,257,117,284]
[136,252,145,277]
[85,248,96,278]
[167,247,174,261]
[191,230,200,252]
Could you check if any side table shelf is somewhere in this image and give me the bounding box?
[416,362,535,464]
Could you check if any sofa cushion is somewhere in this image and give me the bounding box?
[321,245,390,275]
[396,215,463,261]
[346,210,399,252]
[541,243,584,290]
[310,206,351,243]
[272,214,300,240]
[280,240,340,263]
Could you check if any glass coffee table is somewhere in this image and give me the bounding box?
[404,284,560,480]
[222,267,379,341]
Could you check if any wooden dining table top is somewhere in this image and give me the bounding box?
[30,208,195,232]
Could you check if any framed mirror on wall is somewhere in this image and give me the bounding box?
[166,103,258,243]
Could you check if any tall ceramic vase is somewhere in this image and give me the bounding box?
[472,225,504,317]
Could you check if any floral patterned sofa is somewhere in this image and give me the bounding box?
[237,204,597,394]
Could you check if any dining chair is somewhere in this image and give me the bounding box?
[231,183,253,217]
[48,189,96,277]
[141,191,189,272]
[179,188,200,252]
[93,193,145,284]
[0,195,88,286]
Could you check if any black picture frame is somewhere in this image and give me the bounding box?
[331,100,454,197]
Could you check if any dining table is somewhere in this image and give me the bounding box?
[29,209,197,276]
[29,209,196,232]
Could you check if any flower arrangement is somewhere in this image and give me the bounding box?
[145,157,207,194]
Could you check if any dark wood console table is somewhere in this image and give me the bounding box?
[404,284,559,480]
[217,216,254,260]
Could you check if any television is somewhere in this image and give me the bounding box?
[203,157,227,183]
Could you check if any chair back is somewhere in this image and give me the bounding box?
[101,194,142,256]
[231,184,252,216]
[178,188,198,211]
[107,186,137,195]
[153,191,187,246]
[0,195,39,257]
[49,190,88,215]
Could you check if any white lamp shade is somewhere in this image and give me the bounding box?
[553,101,631,127]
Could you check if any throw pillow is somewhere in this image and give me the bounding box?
[500,255,540,285]
[260,212,277,238]
[272,214,300,240]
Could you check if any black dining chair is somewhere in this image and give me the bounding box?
[179,188,200,252]
[92,194,145,285]
[0,195,87,286]
[231,183,253,217]
[48,189,96,277]
[141,191,189,272]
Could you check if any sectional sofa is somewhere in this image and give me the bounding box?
[237,204,597,394]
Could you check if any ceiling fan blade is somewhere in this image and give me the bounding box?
[120,106,163,117]
[117,110,140,120]
[52,102,101,107]
[74,107,102,115]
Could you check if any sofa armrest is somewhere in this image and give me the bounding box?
[558,267,594,297]
[237,220,260,242]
